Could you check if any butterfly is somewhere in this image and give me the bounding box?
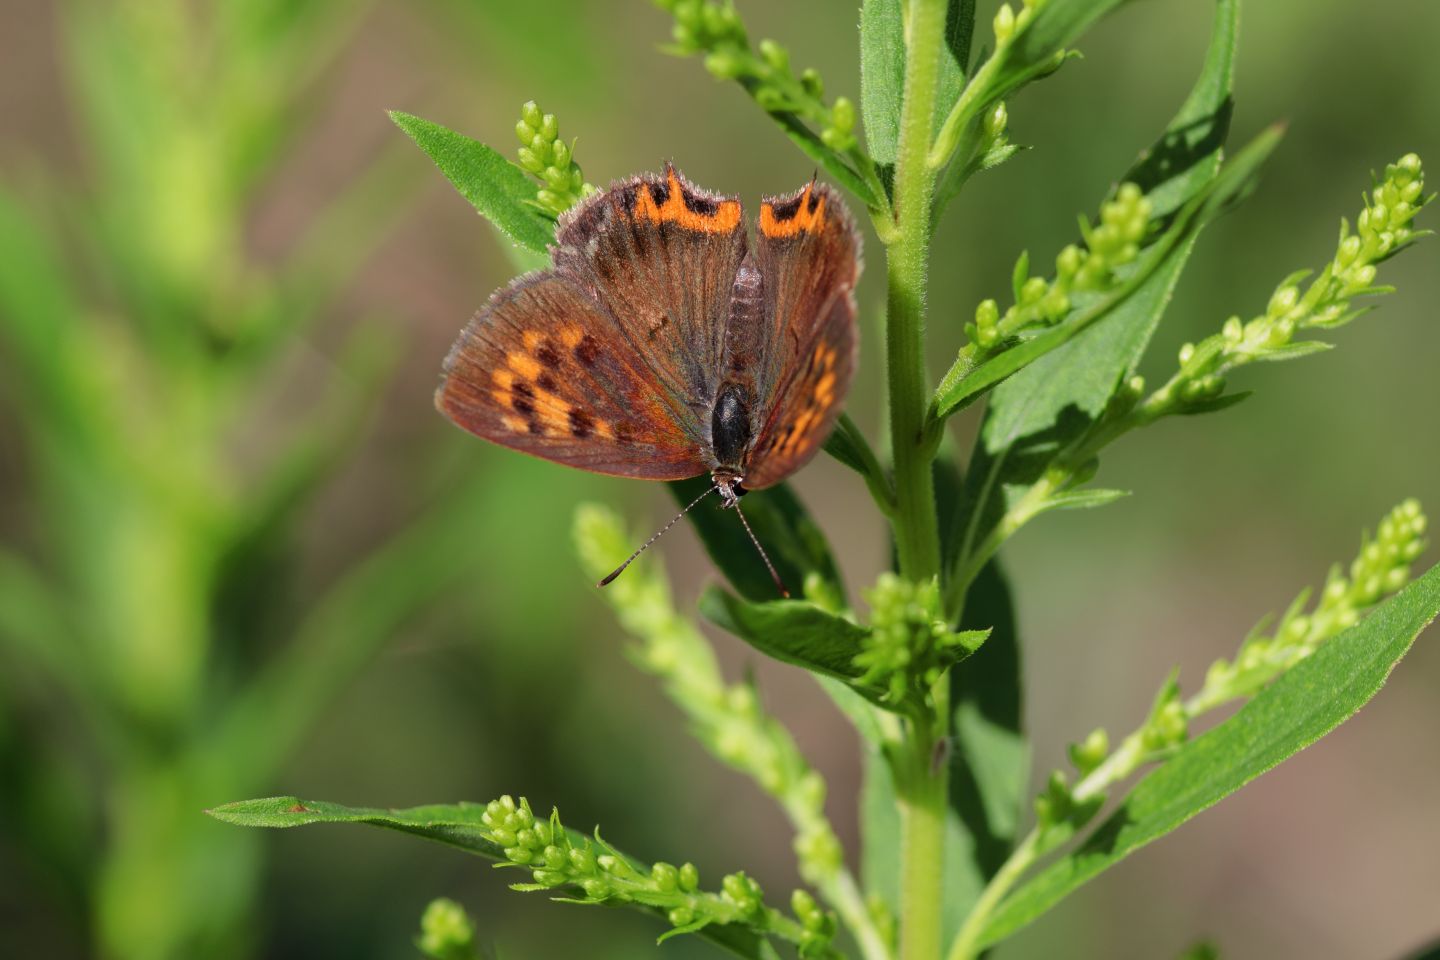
[435,164,861,593]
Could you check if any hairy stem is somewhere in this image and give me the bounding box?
[884,1,949,957]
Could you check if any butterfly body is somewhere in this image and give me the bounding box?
[437,164,861,504]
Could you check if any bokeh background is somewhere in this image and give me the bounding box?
[1,1,1437,958]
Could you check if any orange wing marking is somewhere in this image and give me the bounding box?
[632,167,742,234]
[759,182,827,239]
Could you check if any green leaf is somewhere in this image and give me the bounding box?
[1169,390,1252,416]
[934,121,1281,423]
[1041,488,1130,511]
[669,477,845,606]
[1250,340,1334,363]
[207,796,505,855]
[978,561,1440,946]
[698,587,871,685]
[976,0,1240,443]
[949,555,1029,902]
[860,0,905,168]
[209,797,778,960]
[389,110,555,254]
[822,413,894,510]
[936,0,979,128]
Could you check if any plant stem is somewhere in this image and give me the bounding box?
[884,0,949,957]
[898,732,948,960]
[944,830,1039,960]
[886,0,944,589]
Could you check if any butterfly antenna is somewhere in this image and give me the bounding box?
[732,501,790,599]
[598,483,719,587]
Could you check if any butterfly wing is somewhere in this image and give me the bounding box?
[553,164,749,421]
[437,271,709,480]
[735,181,861,490]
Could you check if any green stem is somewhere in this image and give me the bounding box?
[886,0,944,587]
[945,830,1039,960]
[884,1,949,957]
[898,733,948,960]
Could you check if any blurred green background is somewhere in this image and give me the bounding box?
[0,1,1436,958]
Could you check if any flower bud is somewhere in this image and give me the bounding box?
[758,38,788,71]
[705,50,744,79]
[800,67,824,99]
[652,861,680,892]
[994,4,1016,43]
[984,101,1008,139]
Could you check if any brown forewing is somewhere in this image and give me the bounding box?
[553,164,748,421]
[437,272,708,480]
[738,181,861,489]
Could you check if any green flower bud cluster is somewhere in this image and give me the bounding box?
[790,888,840,958]
[1036,676,1184,835]
[652,0,857,152]
[854,574,982,711]
[574,508,844,880]
[478,794,830,951]
[514,100,594,218]
[1049,501,1428,818]
[416,897,481,960]
[1190,499,1427,713]
[1144,153,1430,415]
[966,183,1152,350]
[573,506,874,952]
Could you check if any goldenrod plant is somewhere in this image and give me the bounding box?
[201,1,1435,957]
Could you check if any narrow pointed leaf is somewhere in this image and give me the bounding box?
[860,0,905,167]
[936,0,979,125]
[934,121,1281,422]
[975,0,1240,443]
[390,110,555,253]
[1041,488,1131,511]
[698,588,869,684]
[979,561,1440,946]
[823,413,894,509]
[209,797,778,960]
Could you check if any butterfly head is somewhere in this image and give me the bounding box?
[713,472,746,509]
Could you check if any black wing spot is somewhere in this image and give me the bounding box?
[806,189,821,214]
[510,381,536,415]
[682,189,718,215]
[574,334,601,366]
[568,409,594,439]
[536,343,562,368]
[769,193,804,222]
[614,421,637,444]
[537,373,557,392]
[648,177,670,206]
